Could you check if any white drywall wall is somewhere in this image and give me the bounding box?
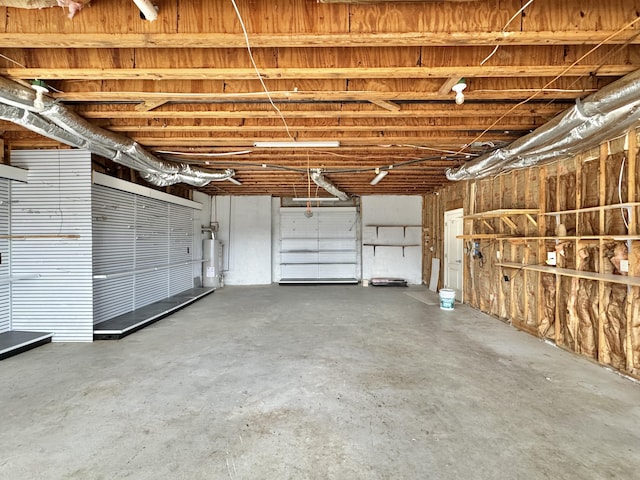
[361,195,423,285]
[213,196,272,285]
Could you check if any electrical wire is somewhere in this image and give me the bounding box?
[541,28,640,108]
[0,53,26,68]
[455,14,640,158]
[503,259,550,283]
[229,0,294,141]
[618,154,630,229]
[400,144,480,157]
[155,150,252,157]
[480,0,535,66]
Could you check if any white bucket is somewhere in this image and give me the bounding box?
[439,288,456,310]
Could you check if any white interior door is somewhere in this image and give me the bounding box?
[444,208,464,301]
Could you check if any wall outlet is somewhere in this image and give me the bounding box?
[546,251,557,266]
[620,259,629,273]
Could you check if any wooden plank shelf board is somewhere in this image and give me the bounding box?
[463,209,540,219]
[458,235,640,241]
[496,262,640,287]
[464,208,539,229]
[543,202,640,215]
[457,234,509,239]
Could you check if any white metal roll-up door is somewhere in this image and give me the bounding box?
[280,207,358,283]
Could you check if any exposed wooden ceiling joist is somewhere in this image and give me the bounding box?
[2,65,634,81]
[2,31,640,49]
[0,0,638,196]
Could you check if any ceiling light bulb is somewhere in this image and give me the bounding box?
[451,78,467,105]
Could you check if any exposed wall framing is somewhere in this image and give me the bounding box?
[424,126,640,379]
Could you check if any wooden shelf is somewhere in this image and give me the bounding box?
[457,234,509,240]
[457,235,640,242]
[363,243,420,256]
[463,208,540,219]
[464,208,539,230]
[543,202,640,215]
[496,262,640,286]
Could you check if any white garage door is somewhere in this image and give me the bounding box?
[280,207,358,284]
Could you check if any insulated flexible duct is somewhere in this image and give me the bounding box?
[446,69,640,181]
[0,77,235,187]
[310,169,350,201]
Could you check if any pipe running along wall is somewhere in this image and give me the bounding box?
[446,69,640,181]
[0,76,234,187]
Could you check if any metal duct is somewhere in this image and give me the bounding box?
[446,69,640,181]
[310,169,350,201]
[0,77,234,187]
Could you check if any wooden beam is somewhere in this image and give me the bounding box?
[134,100,168,112]
[2,65,634,81]
[128,136,506,147]
[438,77,463,96]
[105,124,530,134]
[79,104,563,119]
[369,99,401,112]
[54,88,597,103]
[626,130,637,372]
[3,31,640,48]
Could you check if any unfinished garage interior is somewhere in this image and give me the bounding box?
[1,0,640,478]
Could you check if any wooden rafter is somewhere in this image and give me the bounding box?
[0,0,637,196]
[2,31,640,49]
[2,65,634,80]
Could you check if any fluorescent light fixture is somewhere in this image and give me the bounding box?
[370,170,388,185]
[292,197,341,202]
[227,177,242,186]
[253,141,340,148]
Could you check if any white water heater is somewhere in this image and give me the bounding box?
[203,239,223,289]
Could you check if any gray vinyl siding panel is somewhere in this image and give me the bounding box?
[0,179,10,333]
[92,184,196,324]
[134,196,169,307]
[92,186,136,323]
[10,150,93,342]
[168,204,194,296]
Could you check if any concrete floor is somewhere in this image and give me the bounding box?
[1,285,640,480]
